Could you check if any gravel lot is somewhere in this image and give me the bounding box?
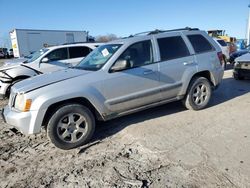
[0,58,250,187]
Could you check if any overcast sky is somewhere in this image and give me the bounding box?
[0,0,249,48]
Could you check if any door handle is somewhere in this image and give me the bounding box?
[183,61,196,66]
[143,70,154,75]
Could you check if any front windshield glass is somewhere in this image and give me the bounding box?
[26,48,49,63]
[75,44,122,71]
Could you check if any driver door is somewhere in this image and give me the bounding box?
[102,39,161,113]
[39,47,70,73]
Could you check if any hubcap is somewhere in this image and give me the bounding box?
[57,113,87,143]
[192,84,208,105]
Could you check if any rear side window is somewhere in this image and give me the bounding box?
[157,36,190,61]
[188,35,214,54]
[217,40,227,47]
[69,46,92,58]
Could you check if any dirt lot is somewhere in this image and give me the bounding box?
[0,59,250,187]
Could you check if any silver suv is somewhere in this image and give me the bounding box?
[0,43,101,99]
[2,28,224,149]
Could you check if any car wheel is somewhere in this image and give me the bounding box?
[47,104,95,150]
[223,56,227,69]
[183,77,212,110]
[233,73,244,80]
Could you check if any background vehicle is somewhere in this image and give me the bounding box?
[236,39,246,51]
[3,28,224,150]
[8,49,14,58]
[0,43,101,98]
[233,53,250,80]
[0,48,9,58]
[229,45,250,64]
[208,30,236,43]
[214,38,230,66]
[10,29,89,57]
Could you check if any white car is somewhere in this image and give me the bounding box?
[0,43,102,98]
[213,38,230,63]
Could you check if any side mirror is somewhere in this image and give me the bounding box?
[41,57,49,63]
[110,59,130,72]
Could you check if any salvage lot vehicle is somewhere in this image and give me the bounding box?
[0,48,9,58]
[2,28,224,149]
[229,45,250,64]
[233,53,250,80]
[0,43,101,98]
[213,38,229,67]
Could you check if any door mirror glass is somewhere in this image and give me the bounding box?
[41,57,49,63]
[110,59,130,72]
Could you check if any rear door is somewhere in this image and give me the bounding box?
[155,33,196,99]
[186,33,220,72]
[68,46,92,66]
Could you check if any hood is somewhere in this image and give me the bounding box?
[0,58,27,71]
[235,53,250,62]
[13,68,91,93]
[231,50,248,57]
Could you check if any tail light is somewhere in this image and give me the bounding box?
[217,52,224,66]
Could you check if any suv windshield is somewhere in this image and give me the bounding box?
[25,48,49,63]
[75,44,122,71]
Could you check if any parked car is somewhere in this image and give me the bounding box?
[233,53,250,80]
[213,38,229,67]
[227,42,237,54]
[0,43,101,98]
[2,28,224,150]
[0,48,9,58]
[236,39,246,51]
[8,49,14,58]
[229,45,250,64]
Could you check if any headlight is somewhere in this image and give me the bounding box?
[234,62,240,68]
[14,93,32,112]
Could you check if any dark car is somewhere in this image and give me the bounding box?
[0,48,9,58]
[229,46,250,64]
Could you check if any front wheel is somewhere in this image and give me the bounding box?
[183,77,212,110]
[47,104,95,150]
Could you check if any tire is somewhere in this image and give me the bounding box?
[223,56,227,69]
[47,104,95,150]
[183,77,212,110]
[233,73,244,80]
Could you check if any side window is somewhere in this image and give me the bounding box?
[46,48,68,61]
[157,36,190,61]
[117,40,153,68]
[69,46,92,59]
[187,34,214,54]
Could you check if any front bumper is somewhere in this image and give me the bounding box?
[234,68,250,78]
[2,105,41,134]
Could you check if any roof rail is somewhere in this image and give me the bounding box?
[130,27,199,37]
[62,41,98,45]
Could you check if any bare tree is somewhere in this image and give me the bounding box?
[96,34,119,42]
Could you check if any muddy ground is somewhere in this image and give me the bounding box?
[0,61,250,187]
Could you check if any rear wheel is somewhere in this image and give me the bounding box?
[47,104,95,150]
[183,77,212,110]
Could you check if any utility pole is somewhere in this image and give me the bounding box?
[247,4,250,45]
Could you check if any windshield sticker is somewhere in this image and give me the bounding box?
[101,48,109,57]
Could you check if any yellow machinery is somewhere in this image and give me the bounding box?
[208,30,236,43]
